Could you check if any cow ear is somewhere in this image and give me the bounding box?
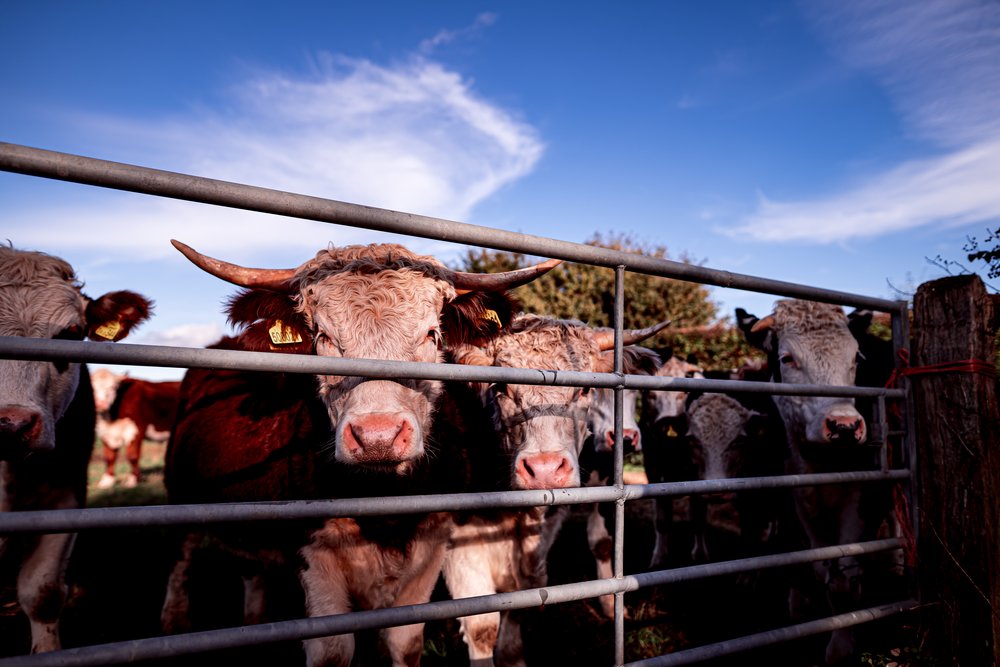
[847,309,874,340]
[622,346,662,375]
[735,307,773,352]
[227,289,313,354]
[442,291,520,347]
[85,291,154,341]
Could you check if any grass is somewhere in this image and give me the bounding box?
[86,439,168,507]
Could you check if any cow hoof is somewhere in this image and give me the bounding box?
[123,474,139,488]
[97,473,116,489]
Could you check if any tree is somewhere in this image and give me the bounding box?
[965,227,1000,282]
[456,231,760,371]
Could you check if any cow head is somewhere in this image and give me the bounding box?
[454,316,670,490]
[640,349,704,443]
[90,367,128,414]
[686,393,768,492]
[0,245,152,459]
[737,300,866,446]
[172,240,559,473]
[586,346,661,454]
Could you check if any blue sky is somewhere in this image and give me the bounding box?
[3,1,999,381]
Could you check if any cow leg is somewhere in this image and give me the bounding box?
[649,496,673,569]
[690,495,709,562]
[161,531,201,635]
[442,535,500,666]
[99,442,117,489]
[242,573,267,625]
[495,610,526,667]
[300,541,355,667]
[18,531,76,653]
[586,503,616,619]
[383,534,452,667]
[123,426,144,488]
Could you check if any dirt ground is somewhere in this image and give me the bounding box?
[1,442,923,666]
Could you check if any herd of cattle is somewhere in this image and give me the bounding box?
[0,241,907,666]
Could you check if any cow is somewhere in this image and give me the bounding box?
[0,244,152,653]
[442,318,668,666]
[680,390,786,563]
[89,368,181,488]
[638,349,704,569]
[159,240,559,667]
[736,300,892,665]
[579,350,659,619]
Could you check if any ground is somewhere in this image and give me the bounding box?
[0,442,929,666]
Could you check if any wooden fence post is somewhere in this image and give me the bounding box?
[912,274,999,666]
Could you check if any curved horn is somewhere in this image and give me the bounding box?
[593,319,672,352]
[750,314,776,334]
[171,240,296,291]
[448,258,562,294]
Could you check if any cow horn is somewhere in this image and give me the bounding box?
[593,319,672,351]
[750,314,776,334]
[447,258,562,295]
[451,345,494,367]
[171,240,296,291]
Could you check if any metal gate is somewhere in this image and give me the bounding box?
[0,142,918,666]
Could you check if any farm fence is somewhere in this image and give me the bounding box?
[0,142,919,666]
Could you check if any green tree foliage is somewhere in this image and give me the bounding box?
[456,232,761,371]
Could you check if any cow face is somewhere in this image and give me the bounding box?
[640,351,704,443]
[456,317,668,490]
[586,345,660,454]
[173,241,559,474]
[0,246,152,458]
[686,393,768,489]
[91,367,127,414]
[737,300,866,446]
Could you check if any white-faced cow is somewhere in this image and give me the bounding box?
[443,318,668,666]
[0,244,152,653]
[90,368,181,488]
[638,349,704,569]
[160,240,558,667]
[736,299,888,665]
[579,348,659,619]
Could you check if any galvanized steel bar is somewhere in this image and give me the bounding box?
[0,469,910,535]
[613,264,627,666]
[625,599,919,667]
[0,539,906,667]
[0,142,903,312]
[0,336,906,400]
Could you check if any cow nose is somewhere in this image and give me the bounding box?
[516,452,575,489]
[341,413,415,462]
[623,428,640,451]
[0,407,42,445]
[824,415,866,444]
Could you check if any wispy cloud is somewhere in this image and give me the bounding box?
[419,13,498,55]
[5,45,543,262]
[727,0,1000,243]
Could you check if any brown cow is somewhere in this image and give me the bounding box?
[90,369,181,488]
[443,317,668,665]
[0,244,151,653]
[160,241,558,667]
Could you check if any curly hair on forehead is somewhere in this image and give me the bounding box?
[0,245,82,289]
[772,299,849,334]
[291,243,452,288]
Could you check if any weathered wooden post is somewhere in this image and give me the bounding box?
[911,274,999,666]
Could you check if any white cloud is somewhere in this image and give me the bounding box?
[131,322,226,349]
[728,0,1000,243]
[419,13,498,55]
[5,49,544,260]
[726,138,1000,242]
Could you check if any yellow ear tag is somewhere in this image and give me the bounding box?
[667,424,678,438]
[93,320,122,341]
[482,309,503,329]
[268,319,303,346]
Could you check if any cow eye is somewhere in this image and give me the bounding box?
[779,353,798,368]
[426,329,441,347]
[684,370,698,378]
[491,382,509,397]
